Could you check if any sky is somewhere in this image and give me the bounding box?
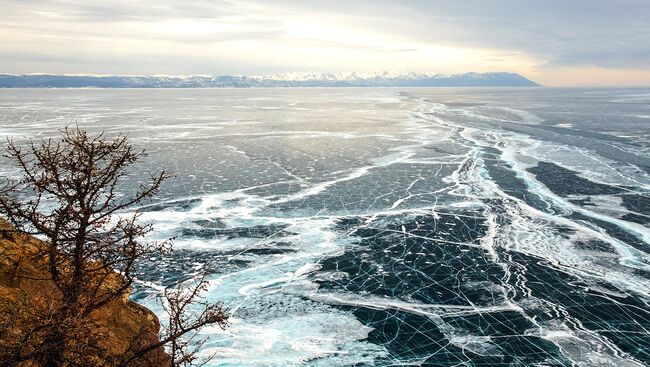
[1,0,649,86]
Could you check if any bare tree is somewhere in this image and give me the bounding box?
[0,126,228,367]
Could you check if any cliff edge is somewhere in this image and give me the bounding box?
[0,218,171,366]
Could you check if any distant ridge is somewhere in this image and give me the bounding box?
[0,72,540,88]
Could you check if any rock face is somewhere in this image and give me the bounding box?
[0,219,170,366]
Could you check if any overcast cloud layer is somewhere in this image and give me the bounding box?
[1,0,649,86]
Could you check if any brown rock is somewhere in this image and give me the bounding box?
[0,219,171,366]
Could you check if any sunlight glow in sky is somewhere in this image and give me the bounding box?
[1,0,649,86]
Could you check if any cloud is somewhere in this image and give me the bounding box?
[260,0,650,69]
[0,0,649,85]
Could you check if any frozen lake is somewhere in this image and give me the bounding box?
[1,87,650,366]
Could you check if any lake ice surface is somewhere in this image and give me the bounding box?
[1,87,650,366]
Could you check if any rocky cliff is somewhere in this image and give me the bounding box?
[0,218,170,366]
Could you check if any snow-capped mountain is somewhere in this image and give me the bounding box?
[0,72,540,88]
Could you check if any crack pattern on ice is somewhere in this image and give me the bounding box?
[2,88,650,367]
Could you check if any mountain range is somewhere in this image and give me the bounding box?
[0,72,540,88]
